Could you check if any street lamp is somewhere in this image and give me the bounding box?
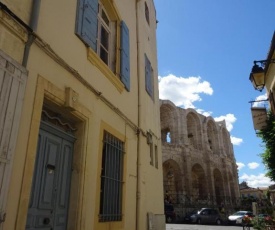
[249,59,275,92]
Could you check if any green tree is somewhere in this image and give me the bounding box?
[258,110,275,181]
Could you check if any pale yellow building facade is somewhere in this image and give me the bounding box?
[263,32,275,113]
[0,0,165,229]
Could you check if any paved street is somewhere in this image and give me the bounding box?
[166,224,254,230]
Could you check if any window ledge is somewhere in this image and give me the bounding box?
[87,48,124,93]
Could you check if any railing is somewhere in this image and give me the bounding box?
[165,193,241,208]
[165,193,273,222]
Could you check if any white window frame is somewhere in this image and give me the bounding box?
[97,3,111,66]
[97,3,117,72]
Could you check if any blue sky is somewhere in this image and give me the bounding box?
[154,0,275,188]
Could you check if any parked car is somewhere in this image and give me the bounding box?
[236,213,254,225]
[258,213,272,219]
[228,211,254,225]
[164,203,176,223]
[190,208,222,225]
[184,210,198,223]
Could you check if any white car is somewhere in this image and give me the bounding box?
[236,216,244,224]
[228,211,253,225]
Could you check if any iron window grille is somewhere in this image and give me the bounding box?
[145,54,154,100]
[99,131,124,222]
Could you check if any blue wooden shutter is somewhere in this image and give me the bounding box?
[145,54,153,97]
[75,0,98,51]
[120,21,130,91]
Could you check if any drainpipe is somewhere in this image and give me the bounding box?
[22,0,41,67]
[135,0,141,230]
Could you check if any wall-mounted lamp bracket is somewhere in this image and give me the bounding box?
[249,59,275,92]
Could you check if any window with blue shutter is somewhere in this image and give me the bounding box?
[75,0,98,51]
[145,2,150,25]
[75,0,131,92]
[145,54,154,99]
[120,21,130,91]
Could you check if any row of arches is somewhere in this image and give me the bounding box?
[163,159,237,205]
[160,100,232,156]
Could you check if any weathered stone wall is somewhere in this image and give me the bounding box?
[160,99,240,210]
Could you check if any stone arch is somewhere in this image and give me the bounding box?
[186,112,202,150]
[160,100,178,144]
[222,128,230,155]
[163,159,183,203]
[191,164,207,200]
[206,118,219,154]
[213,168,224,205]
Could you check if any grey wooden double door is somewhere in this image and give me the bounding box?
[26,121,75,230]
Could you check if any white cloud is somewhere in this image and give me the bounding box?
[248,162,260,169]
[158,74,243,145]
[214,114,236,132]
[231,136,243,145]
[158,74,213,108]
[196,109,212,117]
[237,162,245,170]
[239,173,274,188]
[252,94,268,107]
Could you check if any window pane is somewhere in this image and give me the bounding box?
[101,26,109,50]
[102,9,109,26]
[145,54,154,99]
[100,47,108,65]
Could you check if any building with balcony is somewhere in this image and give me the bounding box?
[0,0,165,229]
